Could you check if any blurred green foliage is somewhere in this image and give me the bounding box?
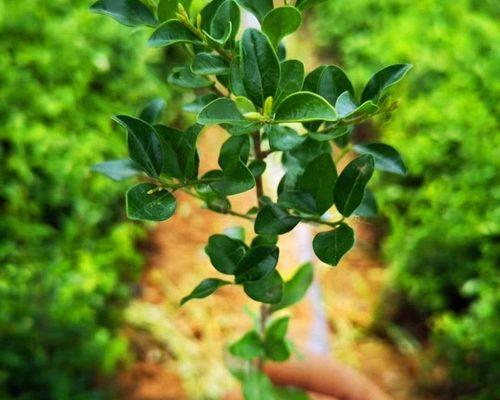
[314,0,499,398]
[0,0,171,398]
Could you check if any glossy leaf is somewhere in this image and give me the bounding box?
[91,159,141,181]
[274,60,305,105]
[243,270,284,304]
[235,246,279,283]
[336,93,378,120]
[113,115,162,177]
[219,135,251,169]
[334,154,375,217]
[210,159,255,196]
[304,65,354,106]
[148,20,203,47]
[271,262,313,312]
[298,153,337,215]
[180,278,231,305]
[361,64,412,103]
[262,7,302,48]
[309,126,351,142]
[248,159,267,178]
[229,330,264,360]
[353,187,378,217]
[273,92,338,123]
[278,190,317,214]
[211,0,240,42]
[235,0,273,22]
[126,183,176,221]
[354,142,407,175]
[90,0,157,27]
[205,234,247,275]
[313,223,355,266]
[192,53,229,75]
[198,98,247,125]
[200,0,225,32]
[255,204,301,235]
[139,98,165,125]
[240,28,281,107]
[168,66,213,89]
[268,125,306,151]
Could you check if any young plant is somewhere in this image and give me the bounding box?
[90,0,411,397]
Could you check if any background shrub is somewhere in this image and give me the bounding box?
[0,1,171,398]
[313,1,499,398]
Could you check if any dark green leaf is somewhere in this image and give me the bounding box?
[308,126,351,142]
[183,94,219,114]
[261,7,302,48]
[275,60,305,105]
[205,234,247,274]
[113,115,162,177]
[91,159,141,181]
[211,0,240,42]
[240,28,281,107]
[139,98,165,125]
[235,0,273,22]
[198,98,247,125]
[334,154,375,217]
[255,204,301,235]
[336,92,378,120]
[243,270,284,304]
[248,159,267,178]
[126,183,176,221]
[219,135,250,169]
[229,58,248,97]
[251,234,278,247]
[278,190,317,214]
[235,246,279,283]
[353,187,378,217]
[148,20,203,47]
[200,0,225,32]
[229,331,264,360]
[271,262,313,312]
[304,65,354,106]
[298,153,337,214]
[180,278,231,305]
[268,125,306,151]
[90,0,157,27]
[354,142,407,175]
[168,66,213,89]
[210,159,255,196]
[273,92,338,123]
[264,316,291,361]
[192,53,229,75]
[361,64,413,103]
[313,223,355,266]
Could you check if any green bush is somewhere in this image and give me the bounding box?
[314,1,499,398]
[0,1,170,398]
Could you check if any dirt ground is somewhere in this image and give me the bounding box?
[114,125,435,400]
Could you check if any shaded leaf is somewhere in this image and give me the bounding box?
[205,234,247,275]
[271,262,313,312]
[235,246,279,283]
[353,187,378,217]
[139,98,165,125]
[275,60,305,105]
[126,183,176,221]
[92,159,141,181]
[183,93,219,114]
[354,142,407,175]
[90,0,157,27]
[181,278,231,305]
[211,0,240,42]
[192,52,229,75]
[168,66,213,89]
[219,135,250,169]
[198,98,247,125]
[210,159,255,196]
[243,270,284,304]
[255,204,301,235]
[235,0,273,22]
[313,223,355,266]
[268,125,306,151]
[361,64,412,103]
[148,20,203,47]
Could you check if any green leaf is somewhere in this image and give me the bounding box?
[266,316,289,340]
[268,125,306,151]
[92,159,141,181]
[219,135,250,169]
[274,92,337,123]
[168,66,213,89]
[192,53,229,75]
[155,124,200,180]
[113,115,162,178]
[298,153,337,215]
[278,190,317,214]
[248,159,267,178]
[282,137,331,176]
[295,0,327,10]
[354,143,407,175]
[180,278,231,305]
[126,183,176,221]
[205,234,247,275]
[183,94,219,114]
[261,7,302,48]
[234,96,256,114]
[157,0,192,21]
[235,246,279,283]
[243,270,284,304]
[242,371,276,400]
[274,387,310,400]
[334,154,375,217]
[361,64,413,103]
[255,204,301,235]
[224,226,246,242]
[308,126,351,142]
[251,234,278,247]
[198,98,247,125]
[304,65,354,106]
[336,92,379,120]
[271,262,313,312]
[148,20,203,47]
[235,0,273,22]
[353,187,378,217]
[211,0,240,42]
[210,159,255,196]
[264,316,291,361]
[240,28,281,107]
[229,58,248,97]
[275,59,305,106]
[313,223,355,266]
[90,0,158,27]
[229,331,264,360]
[139,98,165,125]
